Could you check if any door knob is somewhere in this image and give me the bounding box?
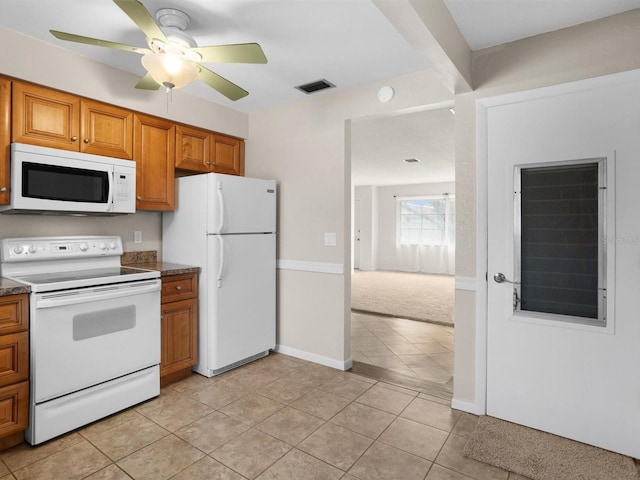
[493,272,516,284]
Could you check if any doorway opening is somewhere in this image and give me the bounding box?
[348,106,455,398]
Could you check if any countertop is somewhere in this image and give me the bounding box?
[121,250,200,277]
[0,278,31,296]
[127,261,200,277]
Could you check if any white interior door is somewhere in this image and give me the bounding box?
[486,74,640,458]
[354,199,361,269]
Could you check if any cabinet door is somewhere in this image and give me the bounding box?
[175,125,211,173]
[133,113,175,211]
[161,298,198,377]
[0,332,28,389]
[81,100,133,159]
[0,381,28,438]
[212,134,244,176]
[0,78,10,205]
[12,82,80,151]
[0,294,28,336]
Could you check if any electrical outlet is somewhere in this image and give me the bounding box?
[134,230,142,244]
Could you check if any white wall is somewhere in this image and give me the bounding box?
[247,70,453,368]
[0,27,248,255]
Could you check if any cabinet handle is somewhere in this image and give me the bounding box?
[83,138,90,144]
[176,286,182,291]
[205,162,211,165]
[71,136,78,142]
[0,187,6,193]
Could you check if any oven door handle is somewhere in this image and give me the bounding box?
[35,281,160,309]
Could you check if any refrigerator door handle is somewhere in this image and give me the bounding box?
[216,181,225,234]
[217,235,225,288]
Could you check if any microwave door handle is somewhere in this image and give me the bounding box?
[106,167,115,212]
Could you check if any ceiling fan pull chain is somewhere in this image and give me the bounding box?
[165,86,172,113]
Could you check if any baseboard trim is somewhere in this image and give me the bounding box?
[274,344,351,371]
[455,276,477,291]
[451,397,485,415]
[277,260,344,275]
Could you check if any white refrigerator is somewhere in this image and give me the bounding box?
[162,173,276,377]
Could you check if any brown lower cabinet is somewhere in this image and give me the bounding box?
[160,273,198,386]
[0,294,29,450]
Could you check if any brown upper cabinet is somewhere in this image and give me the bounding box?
[3,77,245,211]
[133,113,175,211]
[12,82,133,159]
[0,78,10,205]
[212,134,244,176]
[175,124,210,173]
[176,124,244,176]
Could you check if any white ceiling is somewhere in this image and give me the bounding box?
[444,0,640,50]
[1,0,637,186]
[351,107,455,186]
[0,0,426,113]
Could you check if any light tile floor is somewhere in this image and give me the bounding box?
[0,352,534,480]
[352,312,454,385]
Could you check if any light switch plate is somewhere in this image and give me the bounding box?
[134,230,142,244]
[324,232,336,246]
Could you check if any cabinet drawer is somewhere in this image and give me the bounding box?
[0,381,28,437]
[0,295,28,335]
[0,332,28,389]
[161,274,197,303]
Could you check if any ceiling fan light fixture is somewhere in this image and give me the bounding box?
[141,52,199,89]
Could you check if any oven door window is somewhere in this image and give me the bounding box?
[23,162,109,203]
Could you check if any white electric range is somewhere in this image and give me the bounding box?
[0,235,161,445]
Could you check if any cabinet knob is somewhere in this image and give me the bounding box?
[137,196,142,201]
[71,136,78,142]
[205,162,211,165]
[176,286,182,291]
[83,138,90,144]
[0,187,6,193]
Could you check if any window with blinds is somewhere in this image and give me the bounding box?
[397,196,455,246]
[514,159,606,326]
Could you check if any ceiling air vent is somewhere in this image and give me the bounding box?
[295,79,336,94]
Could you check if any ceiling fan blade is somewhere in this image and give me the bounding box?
[135,73,161,90]
[113,0,168,43]
[192,43,268,64]
[50,30,150,55]
[198,65,249,101]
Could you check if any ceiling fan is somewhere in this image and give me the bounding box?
[50,0,267,101]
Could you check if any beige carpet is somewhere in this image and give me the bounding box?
[464,416,639,480]
[351,270,454,325]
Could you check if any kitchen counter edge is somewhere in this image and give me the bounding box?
[126,262,200,277]
[0,278,31,296]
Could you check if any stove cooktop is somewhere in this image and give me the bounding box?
[15,267,154,285]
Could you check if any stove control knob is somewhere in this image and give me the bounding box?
[99,242,107,250]
[27,245,36,254]
[79,243,89,252]
[109,242,117,250]
[12,245,23,255]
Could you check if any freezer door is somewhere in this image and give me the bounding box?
[205,233,276,372]
[207,174,276,234]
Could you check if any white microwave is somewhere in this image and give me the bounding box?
[0,143,136,215]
